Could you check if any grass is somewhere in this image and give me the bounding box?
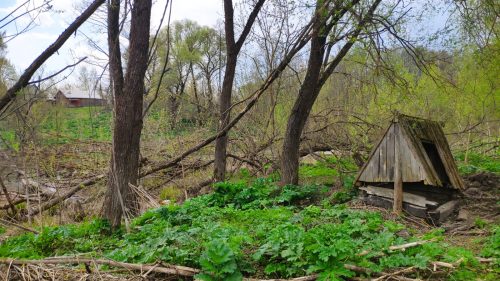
[0,106,112,150]
[455,152,499,174]
[299,155,358,185]
[0,105,215,150]
[0,178,498,280]
[39,106,112,144]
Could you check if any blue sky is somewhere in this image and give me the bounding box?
[0,0,452,85]
[0,0,222,83]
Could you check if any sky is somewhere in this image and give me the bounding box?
[0,0,222,82]
[0,0,453,85]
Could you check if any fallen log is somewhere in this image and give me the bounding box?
[0,197,26,210]
[372,266,418,281]
[0,256,473,281]
[11,159,211,216]
[0,257,381,281]
[0,257,199,277]
[245,275,318,281]
[0,175,16,215]
[388,239,436,251]
[0,218,38,234]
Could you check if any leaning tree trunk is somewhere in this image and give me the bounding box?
[280,0,381,185]
[103,0,152,230]
[280,24,326,185]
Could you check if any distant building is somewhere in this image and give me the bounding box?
[53,88,106,107]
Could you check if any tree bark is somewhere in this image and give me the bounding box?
[280,10,327,185]
[214,0,266,182]
[103,0,152,230]
[280,0,380,185]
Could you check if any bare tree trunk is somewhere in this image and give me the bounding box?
[167,94,180,130]
[191,66,203,126]
[206,75,214,109]
[280,0,380,185]
[103,0,152,230]
[214,53,237,181]
[214,0,266,182]
[280,12,326,185]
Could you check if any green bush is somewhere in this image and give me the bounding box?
[456,153,499,174]
[1,179,496,280]
[196,239,243,281]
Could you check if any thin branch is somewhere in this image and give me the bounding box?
[27,57,87,85]
[143,0,173,118]
[0,0,105,116]
[0,218,38,234]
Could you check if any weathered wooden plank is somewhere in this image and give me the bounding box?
[393,122,403,214]
[372,143,380,181]
[380,130,387,181]
[363,195,429,218]
[399,131,424,182]
[387,124,395,180]
[354,123,394,184]
[399,117,441,186]
[360,186,439,207]
[428,200,460,223]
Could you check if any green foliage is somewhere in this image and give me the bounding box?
[474,218,487,229]
[196,240,243,281]
[209,179,328,209]
[40,107,112,144]
[299,163,338,179]
[299,155,358,186]
[1,106,112,149]
[481,225,500,264]
[159,186,182,201]
[0,219,114,259]
[1,180,496,279]
[456,153,500,174]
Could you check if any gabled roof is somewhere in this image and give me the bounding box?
[57,88,104,100]
[355,114,464,190]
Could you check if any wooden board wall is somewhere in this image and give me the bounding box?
[357,123,433,184]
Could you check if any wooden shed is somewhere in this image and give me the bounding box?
[355,114,464,223]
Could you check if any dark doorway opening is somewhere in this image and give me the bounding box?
[421,141,449,185]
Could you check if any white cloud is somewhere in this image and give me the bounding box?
[151,0,222,28]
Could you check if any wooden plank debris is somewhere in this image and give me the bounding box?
[360,186,439,207]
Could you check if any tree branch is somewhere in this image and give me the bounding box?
[0,0,105,115]
[27,57,87,85]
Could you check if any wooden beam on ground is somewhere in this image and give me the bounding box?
[359,186,438,207]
